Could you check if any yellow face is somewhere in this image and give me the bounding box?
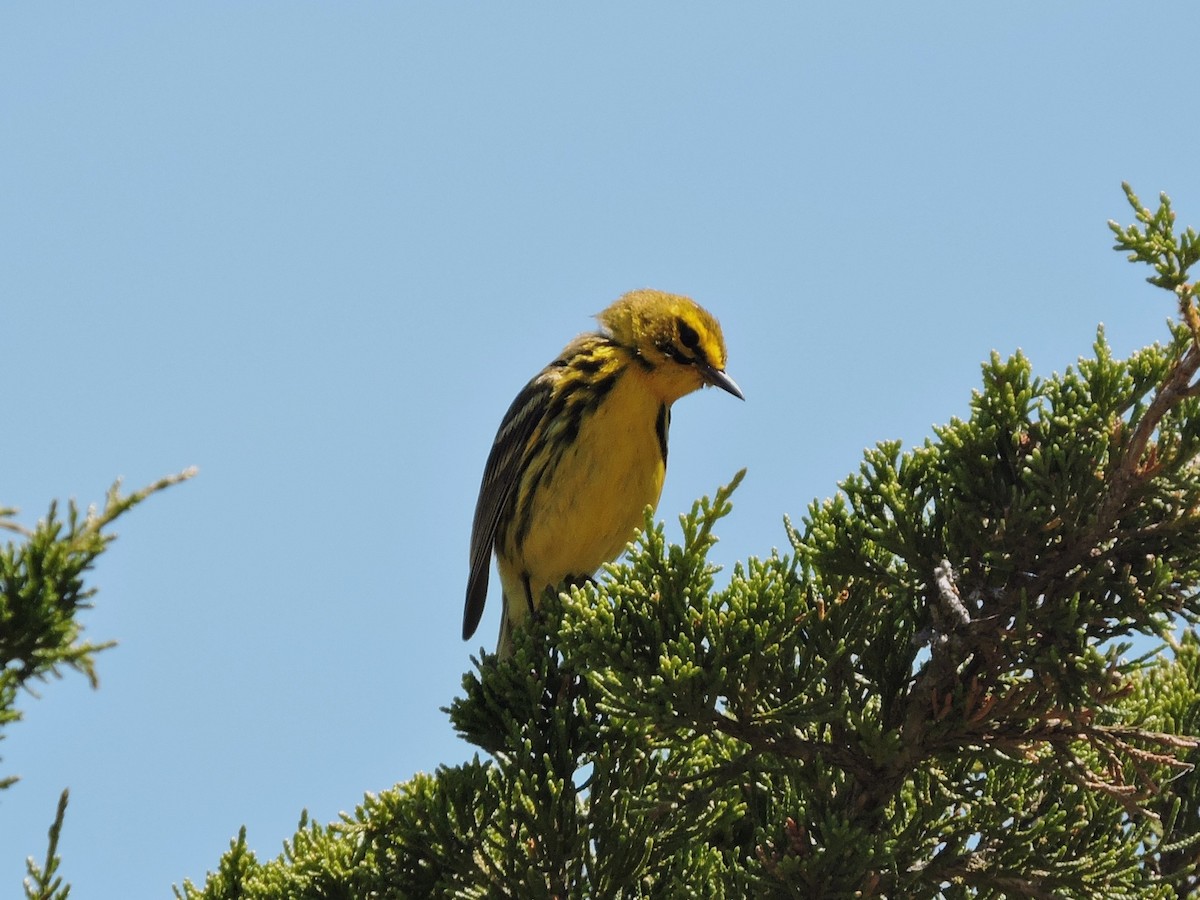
[597,289,742,404]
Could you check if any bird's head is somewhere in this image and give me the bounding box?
[597,289,743,404]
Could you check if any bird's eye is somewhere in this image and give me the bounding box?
[677,318,700,351]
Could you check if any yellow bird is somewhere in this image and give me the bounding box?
[463,289,742,658]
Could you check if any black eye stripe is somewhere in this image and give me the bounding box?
[677,318,701,351]
[657,339,692,365]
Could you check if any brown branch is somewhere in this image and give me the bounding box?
[1096,343,1200,529]
[951,866,1062,900]
[706,711,822,764]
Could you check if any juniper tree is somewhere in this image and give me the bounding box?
[177,184,1200,898]
[2,471,194,900]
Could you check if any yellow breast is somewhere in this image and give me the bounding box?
[504,368,666,593]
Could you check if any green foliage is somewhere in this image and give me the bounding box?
[1,470,196,786]
[2,471,195,897]
[1110,182,1200,298]
[24,790,70,900]
[1131,631,1200,895]
[180,186,1200,898]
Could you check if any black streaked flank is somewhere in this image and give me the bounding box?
[557,417,580,454]
[655,403,670,464]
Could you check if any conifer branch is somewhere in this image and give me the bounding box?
[169,186,1200,896]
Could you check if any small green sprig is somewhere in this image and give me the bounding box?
[1110,183,1200,340]
[23,790,69,900]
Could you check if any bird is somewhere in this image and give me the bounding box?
[463,288,743,658]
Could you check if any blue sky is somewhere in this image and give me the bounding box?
[3,4,1198,896]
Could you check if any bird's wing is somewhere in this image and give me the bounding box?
[462,373,554,641]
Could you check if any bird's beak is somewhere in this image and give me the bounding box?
[701,364,744,400]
